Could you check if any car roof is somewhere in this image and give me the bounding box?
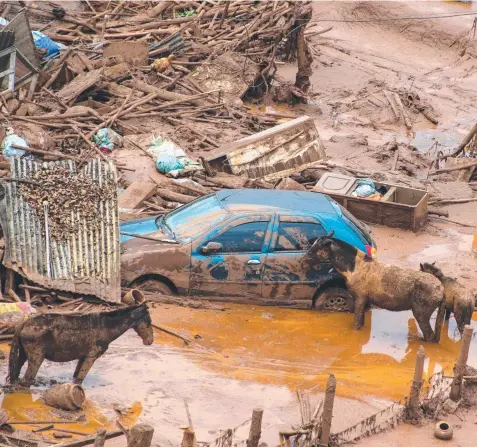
[215,189,338,215]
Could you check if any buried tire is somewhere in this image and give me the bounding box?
[131,278,175,296]
[314,287,355,312]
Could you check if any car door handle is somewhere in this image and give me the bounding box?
[247,260,261,265]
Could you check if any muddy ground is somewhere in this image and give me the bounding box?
[3,1,477,446]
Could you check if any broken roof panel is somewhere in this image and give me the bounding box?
[0,158,121,303]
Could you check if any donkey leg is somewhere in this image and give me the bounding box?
[412,308,435,342]
[353,296,367,330]
[73,353,103,384]
[20,347,45,387]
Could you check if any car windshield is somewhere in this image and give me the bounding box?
[157,194,228,241]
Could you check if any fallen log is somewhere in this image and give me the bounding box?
[12,144,79,161]
[428,209,449,217]
[53,429,124,447]
[156,188,196,204]
[383,90,400,120]
[429,198,477,206]
[436,121,477,160]
[430,159,477,175]
[394,93,412,129]
[123,80,208,107]
[429,216,474,228]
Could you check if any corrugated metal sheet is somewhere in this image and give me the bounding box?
[0,158,121,303]
[0,31,14,52]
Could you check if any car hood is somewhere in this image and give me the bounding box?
[120,217,162,243]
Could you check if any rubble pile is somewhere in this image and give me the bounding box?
[0,0,316,214]
[2,1,311,150]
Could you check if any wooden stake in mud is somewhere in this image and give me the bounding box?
[127,424,154,447]
[181,428,196,447]
[93,429,106,447]
[450,324,474,402]
[318,374,336,447]
[408,345,425,418]
[247,408,263,447]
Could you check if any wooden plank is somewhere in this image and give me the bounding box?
[56,69,103,105]
[119,179,157,210]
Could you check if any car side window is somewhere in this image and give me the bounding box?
[275,222,327,252]
[210,221,268,253]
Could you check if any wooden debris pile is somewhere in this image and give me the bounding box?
[1,0,313,165]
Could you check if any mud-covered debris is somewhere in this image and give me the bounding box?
[19,166,116,241]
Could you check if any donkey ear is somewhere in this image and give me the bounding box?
[420,263,423,269]
[432,261,436,266]
[328,230,335,238]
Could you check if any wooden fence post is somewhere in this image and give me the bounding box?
[247,408,263,447]
[450,324,474,402]
[93,429,106,447]
[127,424,154,447]
[318,374,336,447]
[408,345,425,418]
[181,428,196,447]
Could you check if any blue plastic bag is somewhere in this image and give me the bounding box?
[156,154,184,174]
[351,178,376,198]
[32,31,65,57]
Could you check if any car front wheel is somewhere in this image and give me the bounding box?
[314,287,355,312]
[132,278,174,295]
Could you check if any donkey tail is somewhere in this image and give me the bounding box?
[433,297,446,343]
[6,321,26,383]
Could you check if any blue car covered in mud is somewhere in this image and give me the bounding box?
[121,190,376,311]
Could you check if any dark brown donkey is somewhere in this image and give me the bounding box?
[8,303,153,387]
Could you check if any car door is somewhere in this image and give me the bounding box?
[262,215,331,301]
[190,215,273,298]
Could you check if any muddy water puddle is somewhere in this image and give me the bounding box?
[2,303,477,445]
[151,304,477,401]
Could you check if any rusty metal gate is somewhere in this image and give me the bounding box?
[0,158,120,303]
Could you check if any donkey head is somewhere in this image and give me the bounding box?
[307,230,358,274]
[133,303,154,345]
[419,261,443,279]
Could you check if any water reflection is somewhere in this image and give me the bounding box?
[152,304,477,400]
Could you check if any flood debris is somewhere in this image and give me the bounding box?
[43,383,86,411]
[206,116,326,179]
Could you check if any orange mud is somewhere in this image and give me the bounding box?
[0,390,141,441]
[151,303,477,402]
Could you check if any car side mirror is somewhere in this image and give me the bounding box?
[200,241,223,254]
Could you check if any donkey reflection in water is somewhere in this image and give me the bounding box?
[8,303,153,387]
[307,234,446,342]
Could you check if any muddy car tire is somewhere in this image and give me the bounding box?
[132,279,174,295]
[314,287,355,313]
